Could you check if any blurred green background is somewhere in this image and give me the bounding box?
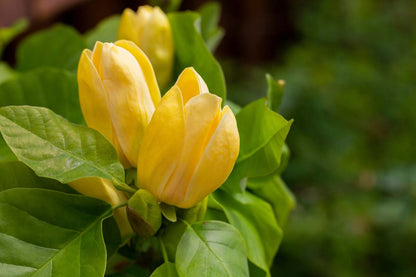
[224,0,416,276]
[2,0,416,276]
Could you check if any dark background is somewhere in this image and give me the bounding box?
[2,0,416,276]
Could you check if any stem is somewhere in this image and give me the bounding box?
[158,236,169,263]
[112,202,128,210]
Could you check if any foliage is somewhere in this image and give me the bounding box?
[0,2,293,276]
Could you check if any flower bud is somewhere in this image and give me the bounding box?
[118,5,174,88]
[69,178,133,239]
[137,68,240,208]
[77,40,161,168]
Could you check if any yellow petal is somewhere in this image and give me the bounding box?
[117,8,140,43]
[175,67,209,104]
[115,40,161,107]
[101,43,156,167]
[137,6,173,88]
[68,177,133,239]
[161,93,222,205]
[137,86,185,203]
[77,48,113,142]
[181,106,240,208]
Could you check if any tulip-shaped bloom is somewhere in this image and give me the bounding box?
[137,68,240,208]
[118,5,174,88]
[78,40,160,168]
[69,178,133,239]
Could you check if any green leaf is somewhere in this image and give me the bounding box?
[266,74,285,113]
[0,62,15,84]
[0,18,28,55]
[176,220,249,277]
[16,24,86,72]
[0,188,112,276]
[247,175,296,227]
[0,67,83,123]
[160,202,177,222]
[0,160,75,193]
[150,262,179,277]
[211,190,282,276]
[198,2,225,52]
[168,12,226,101]
[236,98,292,178]
[224,100,241,115]
[85,15,120,50]
[150,0,182,12]
[0,106,125,187]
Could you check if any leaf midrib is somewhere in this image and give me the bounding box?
[0,110,122,184]
[31,206,111,276]
[189,226,233,277]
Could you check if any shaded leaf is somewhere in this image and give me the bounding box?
[0,67,82,123]
[85,15,120,49]
[150,262,179,277]
[16,24,86,72]
[0,188,112,276]
[0,18,28,55]
[198,2,225,52]
[168,12,226,101]
[211,190,282,277]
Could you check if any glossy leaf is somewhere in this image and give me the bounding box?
[168,12,226,101]
[16,24,86,72]
[236,98,292,178]
[198,2,225,52]
[211,190,282,276]
[0,188,112,276]
[85,15,120,49]
[0,67,82,123]
[0,106,125,186]
[176,220,249,277]
[150,262,179,277]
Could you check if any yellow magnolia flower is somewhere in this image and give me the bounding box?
[77,40,160,168]
[137,68,240,208]
[118,5,174,88]
[69,178,133,239]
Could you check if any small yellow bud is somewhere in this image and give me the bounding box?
[118,5,174,88]
[137,68,240,208]
[77,40,161,168]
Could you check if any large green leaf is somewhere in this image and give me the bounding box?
[168,12,226,101]
[176,221,249,277]
[16,24,86,72]
[0,67,82,124]
[236,98,292,178]
[211,190,282,277]
[85,16,120,50]
[247,175,296,227]
[0,188,112,276]
[198,2,225,53]
[150,262,178,277]
[0,161,75,193]
[0,106,125,187]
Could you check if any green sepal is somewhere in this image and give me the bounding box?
[177,196,208,223]
[127,189,162,237]
[160,202,177,222]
